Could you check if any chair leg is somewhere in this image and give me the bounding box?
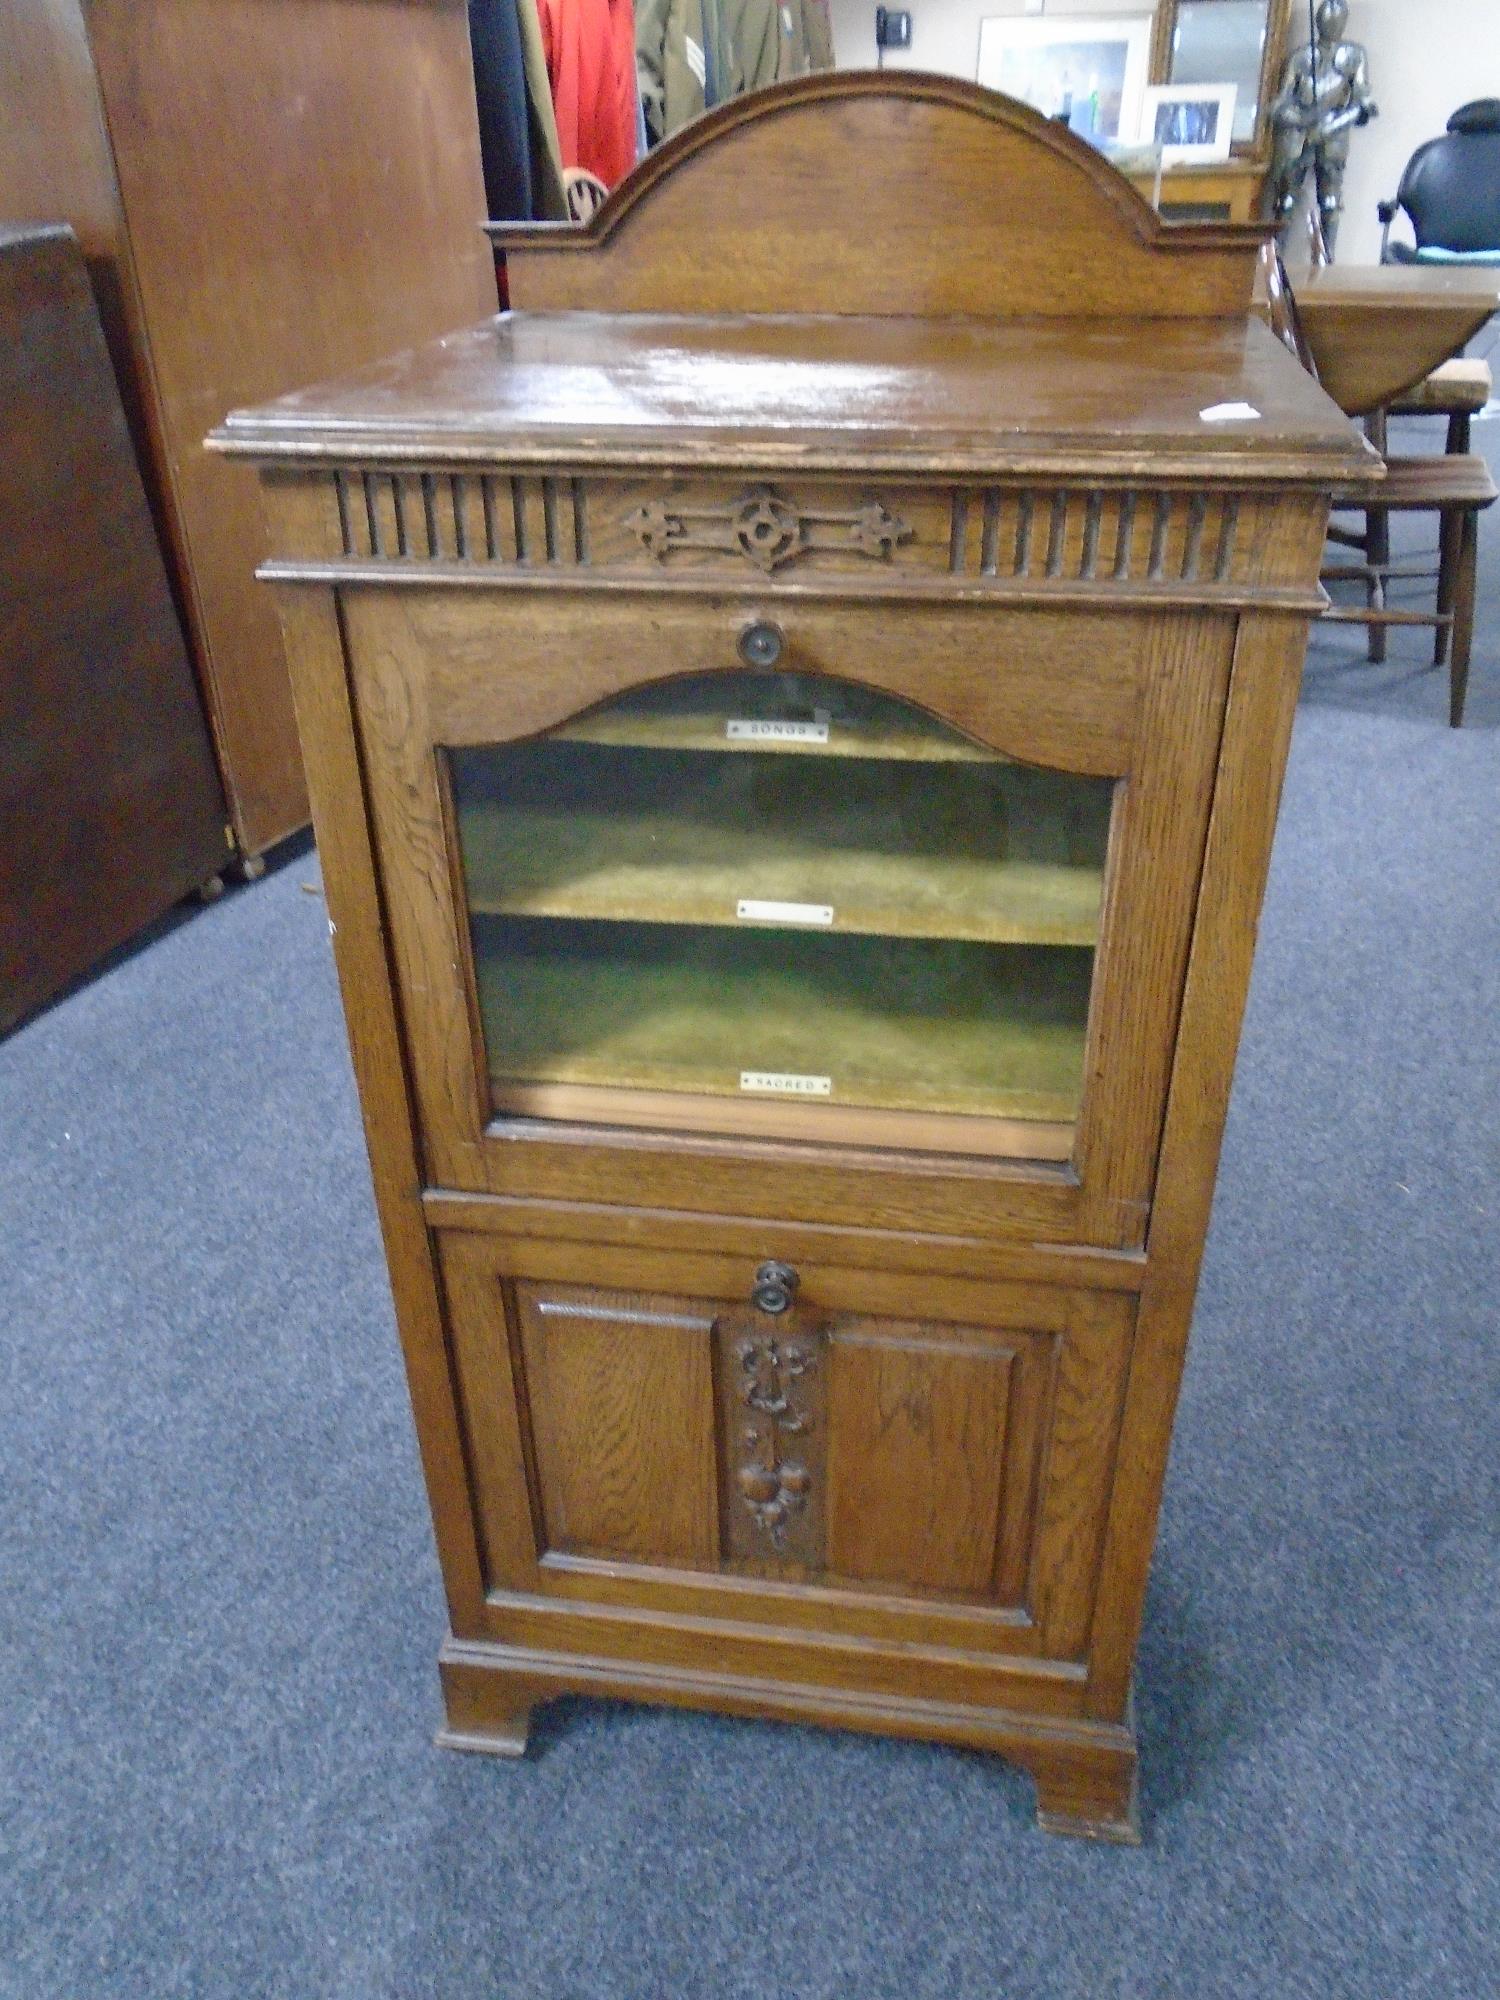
[1435,507,1461,668]
[1365,509,1389,661]
[1447,411,1472,455]
[1363,410,1389,662]
[1449,508,1479,728]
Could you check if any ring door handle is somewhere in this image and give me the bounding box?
[751,1260,799,1314]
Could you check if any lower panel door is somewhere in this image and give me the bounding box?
[437,1231,1136,1667]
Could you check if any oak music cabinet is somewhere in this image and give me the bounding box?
[215,76,1373,1841]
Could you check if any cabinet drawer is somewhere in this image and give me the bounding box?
[438,1228,1136,1666]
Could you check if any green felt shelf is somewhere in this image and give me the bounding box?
[453,741,1111,947]
[472,915,1092,1125]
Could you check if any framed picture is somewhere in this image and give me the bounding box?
[1137,82,1239,166]
[976,16,1153,149]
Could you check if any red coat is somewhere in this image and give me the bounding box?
[538,0,639,188]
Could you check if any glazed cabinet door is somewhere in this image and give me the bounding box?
[437,1231,1135,1668]
[344,580,1234,1248]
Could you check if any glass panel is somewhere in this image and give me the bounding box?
[449,673,1114,1162]
[1171,1,1269,144]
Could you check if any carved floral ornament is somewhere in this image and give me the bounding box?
[624,484,914,572]
[735,1332,816,1547]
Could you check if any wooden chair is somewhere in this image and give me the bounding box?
[1261,246,1496,725]
[564,168,610,222]
[1386,356,1493,454]
[1321,457,1495,722]
[1343,357,1493,670]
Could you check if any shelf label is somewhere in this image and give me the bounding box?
[736,898,834,927]
[740,1071,832,1097]
[726,718,830,744]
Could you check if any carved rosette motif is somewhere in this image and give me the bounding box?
[734,1332,817,1547]
[623,484,914,572]
[310,469,1260,594]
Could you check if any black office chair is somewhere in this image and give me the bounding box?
[1379,100,1500,265]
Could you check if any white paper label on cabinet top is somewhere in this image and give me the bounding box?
[1199,402,1262,423]
[726,718,830,744]
[740,1071,832,1097]
[736,898,834,926]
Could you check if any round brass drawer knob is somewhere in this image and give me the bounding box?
[737,620,785,670]
[752,1259,799,1314]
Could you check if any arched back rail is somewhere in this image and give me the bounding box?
[490,72,1271,321]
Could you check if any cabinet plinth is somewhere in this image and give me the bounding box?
[215,76,1375,1839]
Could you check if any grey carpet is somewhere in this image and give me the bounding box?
[2,415,1496,1999]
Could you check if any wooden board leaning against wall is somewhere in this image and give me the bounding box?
[0,0,498,864]
[0,222,226,1031]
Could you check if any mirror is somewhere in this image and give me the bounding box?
[1156,0,1288,151]
[1171,3,1268,144]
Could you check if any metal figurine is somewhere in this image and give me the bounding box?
[1265,0,1378,256]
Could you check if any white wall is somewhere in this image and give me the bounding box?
[827,0,1145,86]
[825,0,1500,263]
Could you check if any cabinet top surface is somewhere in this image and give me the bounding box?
[215,78,1372,487]
[215,309,1372,484]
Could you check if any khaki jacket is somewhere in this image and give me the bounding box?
[640,0,832,146]
[724,0,832,91]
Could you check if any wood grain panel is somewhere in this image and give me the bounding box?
[411,589,1140,777]
[0,2,147,469]
[1083,603,1321,1718]
[825,1323,1013,1598]
[421,1188,1147,1295]
[268,587,489,1629]
[437,1237,546,1591]
[435,1226,1136,1662]
[1029,1292,1135,1659]
[79,0,496,853]
[1292,265,1500,416]
[500,74,1260,321]
[993,1326,1054,1606]
[0,224,225,1031]
[1071,609,1235,1243]
[515,1284,720,1567]
[224,319,1367,494]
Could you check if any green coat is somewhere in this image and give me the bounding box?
[724,0,832,90]
[636,0,707,145]
[638,0,829,146]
